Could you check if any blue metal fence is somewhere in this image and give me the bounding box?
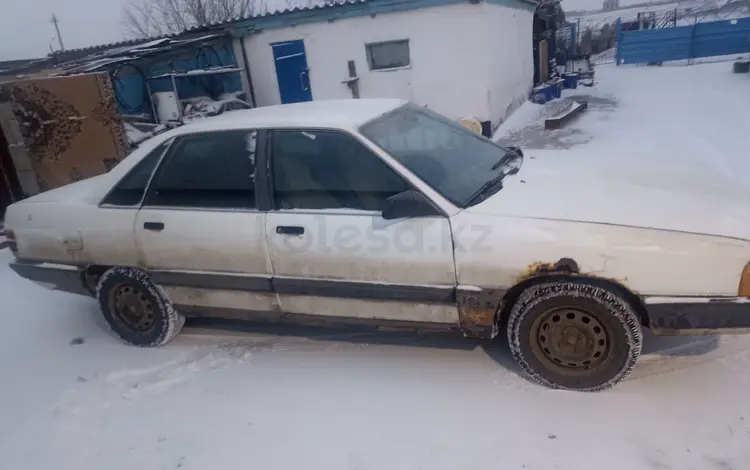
[616,16,750,64]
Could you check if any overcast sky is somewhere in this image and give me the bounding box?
[0,0,130,60]
[0,0,611,61]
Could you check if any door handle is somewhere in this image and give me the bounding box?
[300,70,309,91]
[143,222,165,231]
[276,225,304,235]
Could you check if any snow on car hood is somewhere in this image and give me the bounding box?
[467,149,750,240]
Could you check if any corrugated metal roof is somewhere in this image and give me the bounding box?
[55,0,366,55]
[55,33,226,74]
[50,36,172,57]
[181,0,369,32]
[56,0,537,56]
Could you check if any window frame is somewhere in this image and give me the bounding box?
[365,39,411,71]
[98,138,174,209]
[140,129,268,212]
[266,127,443,216]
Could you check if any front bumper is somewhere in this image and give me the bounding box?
[647,299,750,334]
[9,261,90,296]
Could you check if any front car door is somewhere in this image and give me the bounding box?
[134,129,277,317]
[264,128,458,326]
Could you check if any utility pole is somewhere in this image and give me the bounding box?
[50,14,65,52]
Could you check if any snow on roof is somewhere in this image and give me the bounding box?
[172,99,407,132]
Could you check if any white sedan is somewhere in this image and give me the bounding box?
[5,99,750,391]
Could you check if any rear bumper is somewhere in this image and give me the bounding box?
[9,261,90,296]
[647,299,750,334]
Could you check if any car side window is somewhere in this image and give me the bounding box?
[101,140,168,206]
[147,130,257,209]
[271,130,408,211]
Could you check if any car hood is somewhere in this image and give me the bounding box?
[467,149,750,240]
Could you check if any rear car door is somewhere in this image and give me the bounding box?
[265,128,458,325]
[134,129,277,316]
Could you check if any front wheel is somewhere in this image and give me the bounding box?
[507,280,642,391]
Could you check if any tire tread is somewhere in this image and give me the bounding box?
[96,267,184,347]
[507,280,642,392]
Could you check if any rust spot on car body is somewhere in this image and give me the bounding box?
[517,258,580,283]
[457,288,506,338]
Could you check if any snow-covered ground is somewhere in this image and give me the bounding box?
[4,247,750,470]
[4,61,750,470]
[496,61,750,185]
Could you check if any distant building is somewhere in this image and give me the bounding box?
[231,0,537,134]
[603,0,619,11]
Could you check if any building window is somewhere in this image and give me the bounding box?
[366,40,410,70]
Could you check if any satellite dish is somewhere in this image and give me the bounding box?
[458,116,482,134]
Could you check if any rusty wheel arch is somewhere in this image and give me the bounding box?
[497,261,650,329]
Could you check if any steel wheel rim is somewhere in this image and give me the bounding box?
[110,284,156,332]
[530,306,612,372]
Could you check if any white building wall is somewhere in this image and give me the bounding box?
[231,37,253,103]
[243,2,532,125]
[483,2,534,129]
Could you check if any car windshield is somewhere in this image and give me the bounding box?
[360,104,521,207]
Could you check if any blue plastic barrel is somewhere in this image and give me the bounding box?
[564,73,579,89]
[531,85,551,103]
[543,84,555,101]
[551,80,562,98]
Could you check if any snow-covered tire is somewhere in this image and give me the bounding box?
[96,266,184,347]
[507,280,642,392]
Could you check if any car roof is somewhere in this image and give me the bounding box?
[173,98,407,134]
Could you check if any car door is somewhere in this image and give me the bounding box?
[95,139,171,267]
[134,129,278,316]
[264,128,458,325]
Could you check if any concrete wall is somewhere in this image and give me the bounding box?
[244,3,500,122]
[483,2,535,129]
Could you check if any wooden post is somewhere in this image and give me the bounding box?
[346,60,360,99]
[615,17,623,65]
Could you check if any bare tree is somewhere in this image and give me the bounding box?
[122,0,264,38]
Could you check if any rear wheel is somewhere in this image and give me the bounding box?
[507,280,642,391]
[96,267,184,347]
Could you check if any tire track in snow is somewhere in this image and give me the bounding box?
[629,335,750,382]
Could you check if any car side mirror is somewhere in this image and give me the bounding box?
[382,190,441,220]
[507,146,523,157]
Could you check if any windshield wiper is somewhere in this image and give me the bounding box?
[491,150,520,171]
[464,174,505,206]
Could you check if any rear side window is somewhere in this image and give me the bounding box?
[101,141,168,206]
[146,130,257,209]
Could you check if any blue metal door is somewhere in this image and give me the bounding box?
[271,40,312,104]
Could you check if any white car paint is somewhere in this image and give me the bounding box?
[451,149,750,296]
[4,100,750,332]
